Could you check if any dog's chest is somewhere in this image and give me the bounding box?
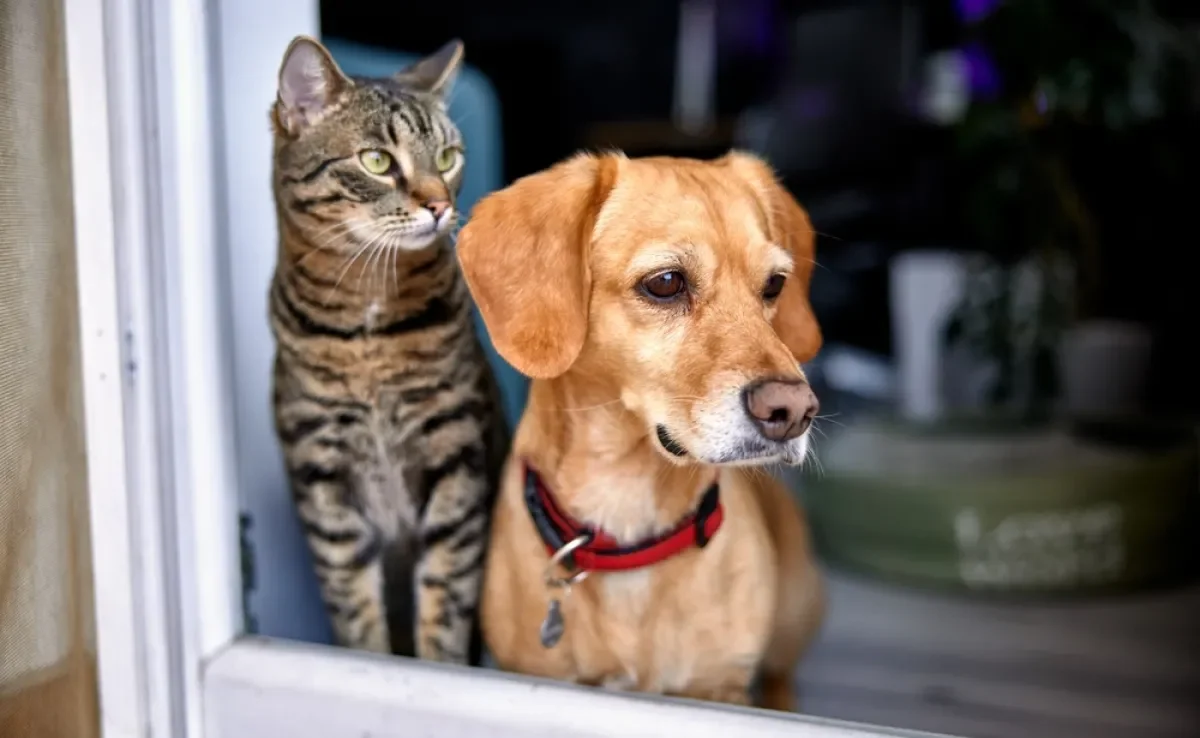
[572,553,769,695]
[588,571,691,693]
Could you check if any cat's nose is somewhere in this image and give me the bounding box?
[424,199,451,220]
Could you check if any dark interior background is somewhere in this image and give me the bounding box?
[321,0,1200,413]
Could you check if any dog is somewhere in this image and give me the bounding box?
[456,151,825,711]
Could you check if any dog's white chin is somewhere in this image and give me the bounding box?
[708,433,810,467]
[687,401,813,468]
[651,388,816,468]
[653,426,811,468]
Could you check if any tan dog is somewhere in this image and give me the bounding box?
[456,151,825,711]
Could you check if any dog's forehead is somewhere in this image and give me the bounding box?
[591,158,775,271]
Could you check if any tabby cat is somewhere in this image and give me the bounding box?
[268,35,507,664]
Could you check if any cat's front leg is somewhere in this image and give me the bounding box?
[413,440,492,665]
[288,458,392,654]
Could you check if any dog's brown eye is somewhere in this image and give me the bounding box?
[763,274,787,302]
[641,270,687,301]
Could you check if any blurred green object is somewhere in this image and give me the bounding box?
[801,420,1199,596]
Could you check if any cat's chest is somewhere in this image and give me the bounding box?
[363,300,386,331]
[347,410,417,535]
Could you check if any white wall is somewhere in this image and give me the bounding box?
[213,0,331,643]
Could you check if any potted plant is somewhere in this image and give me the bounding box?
[940,0,1193,424]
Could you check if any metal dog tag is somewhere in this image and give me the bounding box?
[539,535,591,650]
[539,598,565,649]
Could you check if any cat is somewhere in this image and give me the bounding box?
[267,35,507,665]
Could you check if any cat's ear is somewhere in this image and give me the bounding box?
[275,35,352,135]
[395,39,464,99]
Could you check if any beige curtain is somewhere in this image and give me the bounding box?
[0,0,98,735]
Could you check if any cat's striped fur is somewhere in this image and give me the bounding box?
[268,36,507,664]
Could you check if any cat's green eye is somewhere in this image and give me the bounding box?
[359,149,394,175]
[435,146,463,173]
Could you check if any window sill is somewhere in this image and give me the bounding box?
[204,638,925,738]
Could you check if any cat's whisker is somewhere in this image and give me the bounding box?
[308,217,376,245]
[380,235,391,299]
[377,232,402,297]
[313,217,376,245]
[389,238,400,298]
[379,244,391,298]
[358,238,389,296]
[325,234,379,304]
[294,219,373,269]
[374,243,392,298]
[369,240,384,294]
[376,230,404,297]
[310,218,362,242]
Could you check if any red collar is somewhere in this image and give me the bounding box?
[523,463,724,573]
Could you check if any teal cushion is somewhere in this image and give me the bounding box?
[324,38,529,429]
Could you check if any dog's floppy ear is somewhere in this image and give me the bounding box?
[457,153,619,379]
[723,151,823,363]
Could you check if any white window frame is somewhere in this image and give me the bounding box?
[65,0,933,735]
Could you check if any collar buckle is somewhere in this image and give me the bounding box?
[543,534,592,588]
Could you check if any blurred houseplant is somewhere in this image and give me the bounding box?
[941,0,1196,422]
[795,1,1200,596]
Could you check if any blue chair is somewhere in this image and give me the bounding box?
[325,38,529,429]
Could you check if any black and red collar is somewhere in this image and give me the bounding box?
[523,462,724,573]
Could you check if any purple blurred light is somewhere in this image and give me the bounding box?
[715,0,774,55]
[1034,89,1049,114]
[787,86,834,121]
[956,0,1002,25]
[751,2,772,53]
[962,42,1001,100]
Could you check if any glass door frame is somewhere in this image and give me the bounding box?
[66,0,944,735]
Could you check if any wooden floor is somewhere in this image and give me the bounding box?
[796,571,1200,738]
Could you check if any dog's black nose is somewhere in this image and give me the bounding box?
[742,379,819,443]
